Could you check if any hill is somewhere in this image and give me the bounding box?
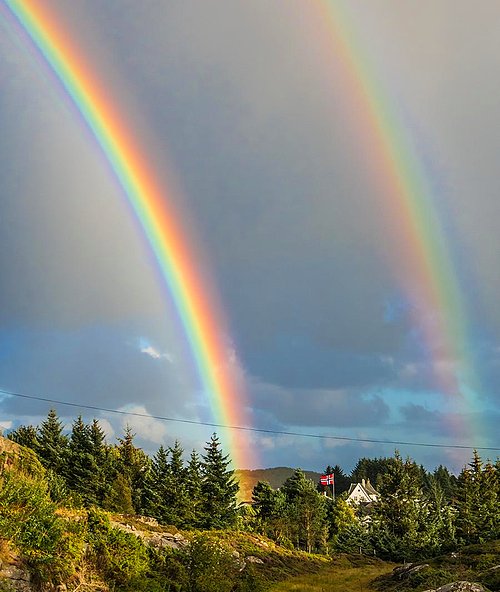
[235,466,323,501]
[0,438,329,591]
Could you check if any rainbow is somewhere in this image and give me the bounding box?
[314,2,479,447]
[2,0,255,469]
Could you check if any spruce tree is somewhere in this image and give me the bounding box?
[162,440,190,526]
[67,415,98,505]
[371,451,438,560]
[143,445,170,521]
[456,451,483,544]
[186,450,203,527]
[8,425,39,450]
[37,409,68,474]
[116,425,149,514]
[282,469,327,552]
[200,433,239,529]
[89,419,110,505]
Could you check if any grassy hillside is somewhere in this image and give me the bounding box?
[236,467,322,501]
[0,438,329,591]
[374,540,500,592]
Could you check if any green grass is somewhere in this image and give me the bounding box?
[269,555,395,592]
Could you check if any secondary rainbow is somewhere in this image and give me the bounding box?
[314,2,480,446]
[3,0,254,468]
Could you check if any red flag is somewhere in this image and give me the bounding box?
[320,473,334,486]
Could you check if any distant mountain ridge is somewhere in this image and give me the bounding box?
[235,466,323,502]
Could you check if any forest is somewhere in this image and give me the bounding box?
[2,410,500,590]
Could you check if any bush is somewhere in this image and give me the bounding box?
[0,468,82,586]
[182,533,239,592]
[85,508,150,587]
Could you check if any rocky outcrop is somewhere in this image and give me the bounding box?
[0,558,32,592]
[392,563,430,579]
[422,582,487,592]
[110,520,189,549]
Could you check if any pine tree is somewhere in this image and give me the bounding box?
[116,425,149,514]
[455,451,500,544]
[185,450,203,526]
[89,419,110,505]
[482,460,500,539]
[456,451,483,544]
[183,449,203,527]
[37,409,68,474]
[106,473,135,514]
[282,469,328,552]
[163,440,190,526]
[66,415,98,505]
[143,445,170,521]
[371,451,437,560]
[200,433,239,529]
[8,425,39,450]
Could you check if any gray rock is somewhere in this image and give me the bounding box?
[245,556,264,565]
[423,582,487,592]
[393,563,429,580]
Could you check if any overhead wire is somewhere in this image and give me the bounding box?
[0,387,499,452]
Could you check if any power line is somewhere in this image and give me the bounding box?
[1,387,498,452]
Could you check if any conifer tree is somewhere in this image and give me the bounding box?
[371,451,438,560]
[143,445,170,521]
[37,409,68,474]
[282,469,327,552]
[186,450,203,526]
[106,473,135,514]
[456,450,483,544]
[89,419,111,505]
[200,433,239,529]
[116,425,149,514]
[66,415,98,505]
[8,425,39,451]
[482,460,500,538]
[163,440,190,526]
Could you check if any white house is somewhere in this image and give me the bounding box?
[346,478,379,505]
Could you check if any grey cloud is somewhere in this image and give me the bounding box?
[252,380,390,428]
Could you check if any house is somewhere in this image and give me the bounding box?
[346,478,379,506]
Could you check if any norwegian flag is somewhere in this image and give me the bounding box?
[320,473,334,486]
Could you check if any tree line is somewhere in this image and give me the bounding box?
[8,409,238,530]
[252,451,500,559]
[8,410,500,561]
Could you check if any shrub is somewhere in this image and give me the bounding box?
[0,468,82,586]
[85,508,150,587]
[181,533,239,592]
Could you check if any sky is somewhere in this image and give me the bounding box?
[0,1,499,473]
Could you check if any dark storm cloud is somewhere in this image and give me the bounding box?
[251,380,390,428]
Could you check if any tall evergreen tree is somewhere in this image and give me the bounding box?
[186,450,203,527]
[37,409,68,474]
[371,451,440,560]
[200,434,239,529]
[456,451,483,544]
[282,469,327,552]
[66,415,98,505]
[115,425,149,514]
[143,445,170,521]
[89,419,111,505]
